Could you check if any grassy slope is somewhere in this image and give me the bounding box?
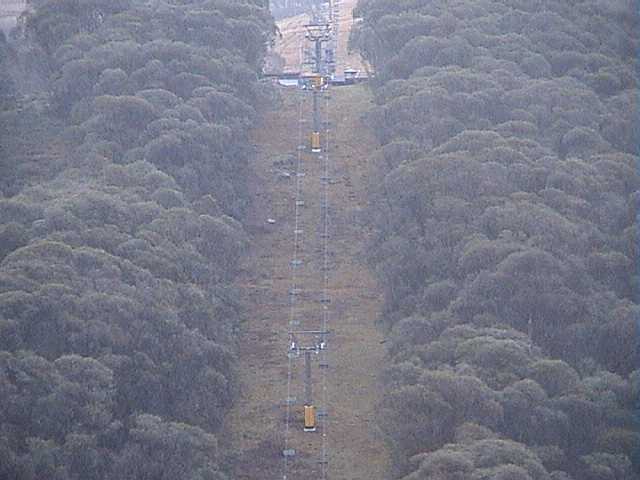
[224,83,390,479]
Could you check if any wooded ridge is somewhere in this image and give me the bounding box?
[0,1,273,478]
[350,1,639,479]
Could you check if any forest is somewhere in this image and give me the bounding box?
[1,0,639,478]
[0,1,273,478]
[350,0,639,479]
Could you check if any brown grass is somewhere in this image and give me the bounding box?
[222,84,391,479]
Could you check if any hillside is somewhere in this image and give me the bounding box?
[0,1,273,478]
[0,1,637,479]
[350,0,639,479]
[225,83,390,479]
[270,0,366,76]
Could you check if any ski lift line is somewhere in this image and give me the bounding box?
[283,85,306,480]
[282,90,302,480]
[319,72,333,480]
[324,27,337,479]
[285,82,308,472]
[282,5,339,475]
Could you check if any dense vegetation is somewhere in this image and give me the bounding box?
[0,1,272,478]
[351,0,639,478]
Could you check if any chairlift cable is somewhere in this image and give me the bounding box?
[282,84,306,480]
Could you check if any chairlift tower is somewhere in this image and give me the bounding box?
[304,20,331,152]
[288,330,329,431]
[304,20,331,75]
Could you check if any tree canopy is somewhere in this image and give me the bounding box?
[351,0,639,478]
[0,1,273,478]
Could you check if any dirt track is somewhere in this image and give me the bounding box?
[224,83,390,479]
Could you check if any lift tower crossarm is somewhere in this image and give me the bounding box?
[303,23,332,75]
